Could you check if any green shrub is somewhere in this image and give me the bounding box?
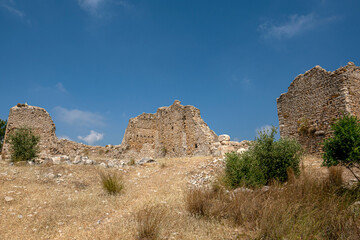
[99,171,124,195]
[0,119,7,151]
[8,127,39,162]
[225,126,303,188]
[323,114,360,182]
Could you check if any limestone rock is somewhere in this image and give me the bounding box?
[84,158,94,165]
[218,134,230,143]
[4,196,14,202]
[220,145,235,155]
[237,148,247,154]
[52,156,61,165]
[73,156,82,164]
[137,157,155,165]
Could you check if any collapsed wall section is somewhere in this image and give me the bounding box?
[277,62,360,153]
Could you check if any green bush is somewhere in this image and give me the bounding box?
[225,126,303,188]
[0,119,6,151]
[323,114,360,182]
[8,127,39,162]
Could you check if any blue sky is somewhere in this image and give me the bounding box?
[1,0,359,145]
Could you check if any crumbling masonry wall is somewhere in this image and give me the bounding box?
[121,100,218,157]
[2,104,58,157]
[277,62,360,153]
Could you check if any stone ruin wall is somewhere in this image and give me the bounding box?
[277,62,360,154]
[1,104,58,158]
[1,101,248,161]
[121,100,218,158]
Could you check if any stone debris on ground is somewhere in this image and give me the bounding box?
[136,157,156,165]
[187,157,226,188]
[4,196,14,202]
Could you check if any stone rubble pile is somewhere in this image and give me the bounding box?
[211,134,250,156]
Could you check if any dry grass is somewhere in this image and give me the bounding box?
[129,158,136,166]
[185,167,360,239]
[1,156,242,239]
[135,203,166,240]
[1,155,359,239]
[99,170,124,195]
[328,165,343,187]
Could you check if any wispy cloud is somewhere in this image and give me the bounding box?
[56,82,67,93]
[259,13,338,39]
[78,130,104,145]
[53,106,105,127]
[0,0,24,18]
[77,0,132,16]
[77,0,105,14]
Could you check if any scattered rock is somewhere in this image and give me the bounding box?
[84,159,94,165]
[314,130,325,136]
[218,134,230,143]
[137,157,155,165]
[4,196,14,202]
[73,156,82,164]
[52,156,61,165]
[237,148,247,154]
[60,155,70,161]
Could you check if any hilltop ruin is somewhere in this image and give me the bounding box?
[1,101,248,161]
[277,62,360,153]
[122,100,218,157]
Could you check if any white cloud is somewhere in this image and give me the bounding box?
[56,82,67,93]
[77,0,107,15]
[0,0,24,17]
[53,106,105,127]
[78,130,104,145]
[259,13,337,39]
[77,0,132,16]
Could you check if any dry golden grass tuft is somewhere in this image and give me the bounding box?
[99,170,124,195]
[135,203,167,240]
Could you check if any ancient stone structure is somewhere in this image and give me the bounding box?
[277,62,360,153]
[1,104,58,158]
[1,100,248,161]
[121,100,218,157]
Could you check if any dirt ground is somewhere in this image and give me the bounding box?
[0,155,357,240]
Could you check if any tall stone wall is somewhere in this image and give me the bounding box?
[277,62,360,153]
[122,100,218,158]
[2,104,58,157]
